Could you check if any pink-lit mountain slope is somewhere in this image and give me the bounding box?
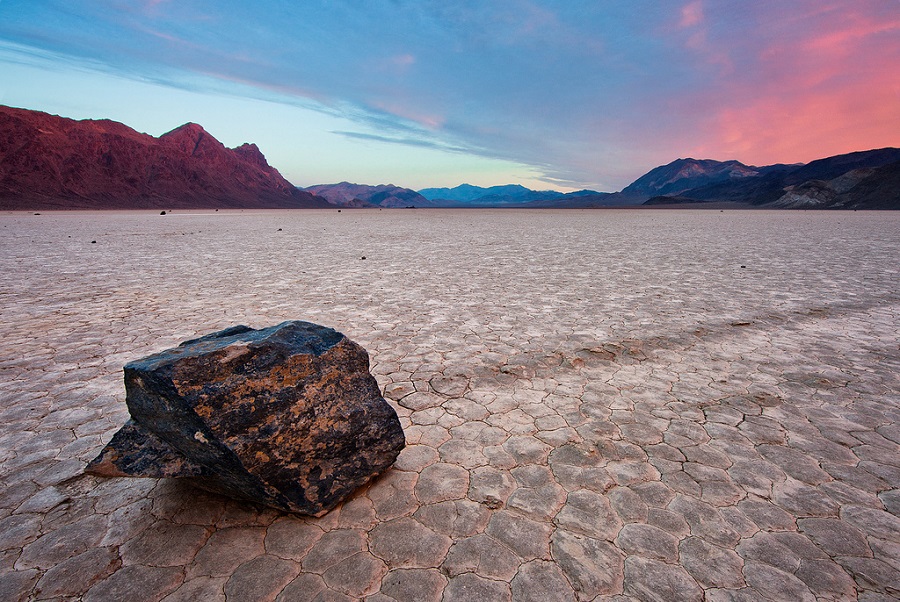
[0,105,331,210]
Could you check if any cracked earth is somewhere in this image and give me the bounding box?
[0,209,898,601]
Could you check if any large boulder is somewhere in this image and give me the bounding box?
[86,321,405,515]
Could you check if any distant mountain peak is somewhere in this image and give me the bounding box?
[622,158,759,197]
[163,121,206,134]
[233,142,270,169]
[160,122,209,142]
[159,122,223,157]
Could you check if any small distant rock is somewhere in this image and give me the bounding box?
[86,321,405,516]
[360,256,366,260]
[160,211,166,215]
[91,240,96,244]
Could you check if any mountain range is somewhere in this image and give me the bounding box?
[498,151,900,209]
[637,150,900,209]
[305,183,601,208]
[303,182,428,208]
[1,105,897,210]
[418,184,602,206]
[0,105,329,210]
[317,151,898,210]
[434,151,899,209]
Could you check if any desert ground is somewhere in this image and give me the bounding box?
[0,208,898,601]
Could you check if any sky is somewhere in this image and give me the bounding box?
[0,1,897,192]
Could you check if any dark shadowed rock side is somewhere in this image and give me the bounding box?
[86,321,405,516]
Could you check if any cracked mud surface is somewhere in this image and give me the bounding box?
[1,209,898,601]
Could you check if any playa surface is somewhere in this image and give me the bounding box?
[1,208,898,601]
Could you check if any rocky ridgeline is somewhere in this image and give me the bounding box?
[0,105,332,210]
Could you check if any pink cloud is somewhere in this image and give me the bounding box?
[391,54,416,68]
[679,1,704,29]
[671,1,733,74]
[712,85,899,165]
[700,4,900,165]
[372,101,445,130]
[803,11,900,52]
[383,53,416,75]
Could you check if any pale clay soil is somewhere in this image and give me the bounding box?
[0,209,898,601]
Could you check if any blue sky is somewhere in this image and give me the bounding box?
[1,1,897,191]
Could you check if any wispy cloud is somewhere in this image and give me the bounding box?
[332,130,470,154]
[0,1,896,189]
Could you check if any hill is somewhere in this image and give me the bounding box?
[0,105,331,210]
[767,160,900,209]
[663,148,900,209]
[622,158,761,198]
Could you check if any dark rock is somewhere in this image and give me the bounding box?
[86,321,405,516]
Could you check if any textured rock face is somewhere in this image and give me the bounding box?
[86,321,405,515]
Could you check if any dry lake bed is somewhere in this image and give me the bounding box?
[0,208,898,601]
